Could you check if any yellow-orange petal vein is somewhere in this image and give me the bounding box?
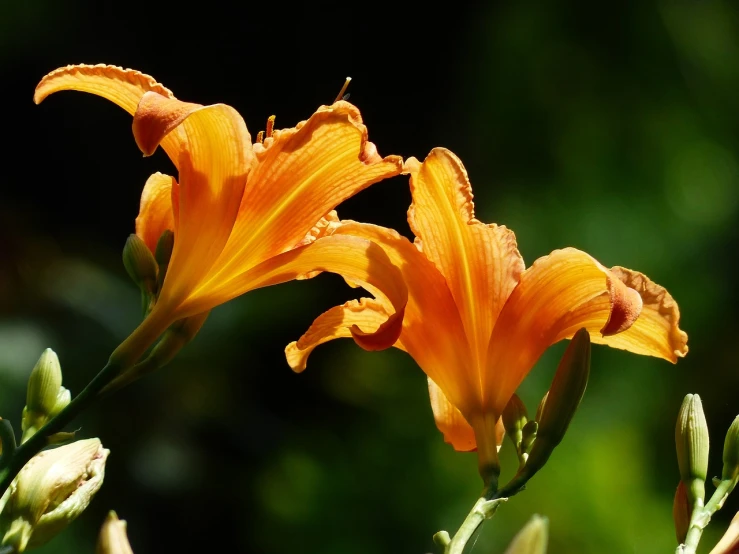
[406,149,524,377]
[202,101,403,285]
[484,248,645,415]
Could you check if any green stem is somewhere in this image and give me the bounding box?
[0,309,171,496]
[0,358,122,494]
[435,484,507,554]
[677,478,736,554]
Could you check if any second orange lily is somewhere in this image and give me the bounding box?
[34,64,406,366]
[287,147,689,484]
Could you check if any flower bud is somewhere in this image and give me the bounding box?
[675,394,709,506]
[525,328,590,476]
[154,229,174,267]
[154,229,174,291]
[103,311,210,394]
[22,349,70,443]
[504,515,548,554]
[521,421,538,456]
[122,234,158,293]
[97,511,134,554]
[0,439,109,552]
[673,480,690,543]
[503,394,529,453]
[722,415,739,483]
[25,349,62,415]
[535,392,548,424]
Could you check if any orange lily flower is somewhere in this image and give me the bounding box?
[287,147,688,482]
[34,64,406,366]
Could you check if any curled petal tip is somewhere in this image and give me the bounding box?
[350,306,405,351]
[600,277,643,336]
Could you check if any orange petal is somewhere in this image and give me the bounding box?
[284,221,478,415]
[405,149,524,374]
[34,64,174,113]
[553,266,688,361]
[201,101,403,286]
[185,234,408,352]
[293,211,341,279]
[135,173,176,254]
[428,377,477,451]
[286,298,393,372]
[33,65,184,166]
[135,95,252,312]
[485,248,649,416]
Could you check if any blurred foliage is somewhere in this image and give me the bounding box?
[1,0,739,553]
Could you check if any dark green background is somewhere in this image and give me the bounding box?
[1,1,738,552]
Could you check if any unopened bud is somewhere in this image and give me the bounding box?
[103,311,210,394]
[673,481,690,543]
[0,438,109,552]
[675,394,709,506]
[154,229,174,267]
[154,229,174,292]
[25,350,61,415]
[535,392,548,424]
[526,328,590,475]
[96,511,134,554]
[22,350,70,443]
[521,421,538,456]
[722,416,739,483]
[122,234,158,293]
[503,514,549,554]
[503,394,529,452]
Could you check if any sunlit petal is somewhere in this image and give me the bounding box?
[405,149,524,373]
[428,378,477,452]
[285,221,477,412]
[34,64,174,114]
[203,101,403,286]
[190,234,407,352]
[286,298,393,373]
[135,172,176,254]
[135,95,252,312]
[553,266,688,361]
[33,65,184,165]
[485,248,648,415]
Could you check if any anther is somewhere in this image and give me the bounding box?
[334,77,352,103]
[256,130,264,144]
[266,115,276,138]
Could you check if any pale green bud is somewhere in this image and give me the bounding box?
[503,394,529,452]
[0,439,109,552]
[25,349,61,415]
[526,328,590,475]
[504,515,549,554]
[673,480,690,543]
[122,234,158,293]
[96,511,134,554]
[721,416,739,483]
[432,530,450,548]
[22,350,71,443]
[675,394,709,505]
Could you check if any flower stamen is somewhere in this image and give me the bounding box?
[265,115,276,138]
[334,77,352,103]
